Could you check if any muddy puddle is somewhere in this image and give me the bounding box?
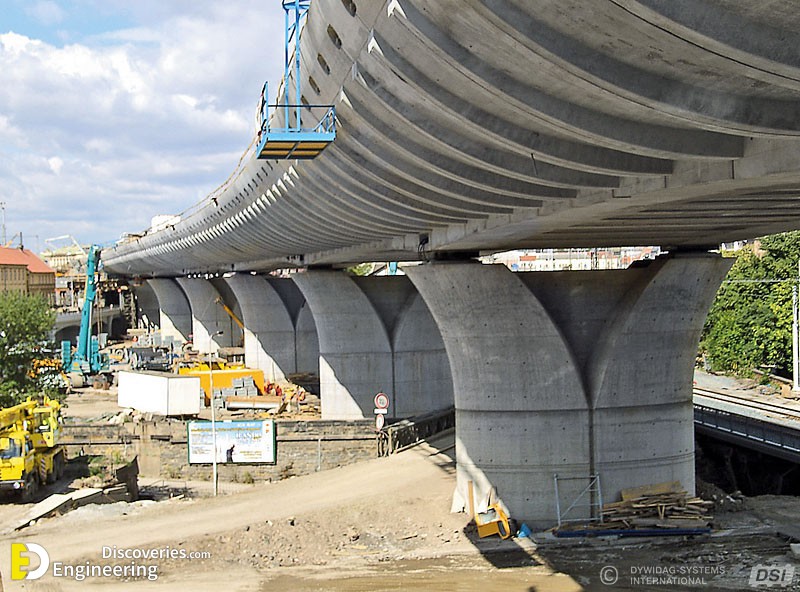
[262,554,581,592]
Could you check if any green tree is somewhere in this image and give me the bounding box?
[345,262,375,276]
[0,292,57,406]
[702,231,800,376]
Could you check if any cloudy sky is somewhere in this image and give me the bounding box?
[0,0,285,252]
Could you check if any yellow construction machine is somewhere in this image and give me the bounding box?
[0,395,65,500]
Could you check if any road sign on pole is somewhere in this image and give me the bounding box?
[374,392,389,431]
[374,392,389,410]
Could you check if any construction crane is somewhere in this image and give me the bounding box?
[60,245,111,388]
[44,235,87,256]
[2,232,22,248]
[215,297,244,330]
[0,395,65,500]
[215,297,245,347]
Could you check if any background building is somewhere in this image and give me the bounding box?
[0,246,56,303]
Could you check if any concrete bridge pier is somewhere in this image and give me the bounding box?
[224,274,316,383]
[133,281,160,332]
[406,253,731,527]
[174,278,233,353]
[146,279,192,345]
[292,271,452,420]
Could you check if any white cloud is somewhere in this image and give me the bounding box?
[26,1,67,27]
[47,156,63,174]
[0,1,285,247]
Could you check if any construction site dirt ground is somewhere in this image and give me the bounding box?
[0,384,797,591]
[0,430,798,591]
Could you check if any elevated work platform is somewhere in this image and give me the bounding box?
[255,0,335,160]
[256,113,336,160]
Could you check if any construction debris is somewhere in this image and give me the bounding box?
[13,457,140,531]
[555,481,714,537]
[602,488,714,530]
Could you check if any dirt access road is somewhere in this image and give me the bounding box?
[0,433,581,591]
[1,418,796,591]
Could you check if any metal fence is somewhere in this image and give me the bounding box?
[694,404,800,463]
[377,407,455,456]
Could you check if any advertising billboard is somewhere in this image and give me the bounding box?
[187,420,276,464]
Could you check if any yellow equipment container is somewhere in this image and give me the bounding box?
[468,480,512,540]
[178,363,265,405]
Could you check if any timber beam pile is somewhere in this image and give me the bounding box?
[600,481,713,530]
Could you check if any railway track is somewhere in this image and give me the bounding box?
[694,387,800,421]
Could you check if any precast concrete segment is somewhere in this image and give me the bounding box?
[332,125,519,215]
[347,51,620,192]
[470,0,800,135]
[616,0,800,84]
[335,109,549,207]
[224,275,296,382]
[102,0,800,277]
[322,147,497,219]
[273,171,407,239]
[395,0,746,157]
[292,271,394,420]
[312,156,471,225]
[406,262,591,526]
[408,253,731,526]
[339,91,605,199]
[347,62,672,180]
[146,279,192,345]
[174,278,234,354]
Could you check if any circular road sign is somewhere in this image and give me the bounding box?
[375,413,385,430]
[374,392,390,410]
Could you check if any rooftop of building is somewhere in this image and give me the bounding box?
[0,246,55,274]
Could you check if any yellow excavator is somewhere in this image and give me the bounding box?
[0,395,65,501]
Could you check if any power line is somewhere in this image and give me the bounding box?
[724,279,799,284]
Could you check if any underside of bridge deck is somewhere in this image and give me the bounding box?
[103,0,800,277]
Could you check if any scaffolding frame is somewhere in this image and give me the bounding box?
[553,473,603,527]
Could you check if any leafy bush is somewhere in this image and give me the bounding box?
[0,292,57,406]
[702,232,800,377]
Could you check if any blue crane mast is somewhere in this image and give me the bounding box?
[61,244,110,388]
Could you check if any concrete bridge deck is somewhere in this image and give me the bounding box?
[103,0,800,277]
[98,2,800,526]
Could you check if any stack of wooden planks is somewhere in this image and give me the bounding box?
[600,481,713,530]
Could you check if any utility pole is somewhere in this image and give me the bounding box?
[793,284,799,392]
[794,259,800,392]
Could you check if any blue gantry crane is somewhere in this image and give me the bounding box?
[256,0,336,159]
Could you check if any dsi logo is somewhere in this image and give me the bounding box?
[749,564,795,588]
[11,542,49,580]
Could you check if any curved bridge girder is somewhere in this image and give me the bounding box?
[104,0,800,276]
